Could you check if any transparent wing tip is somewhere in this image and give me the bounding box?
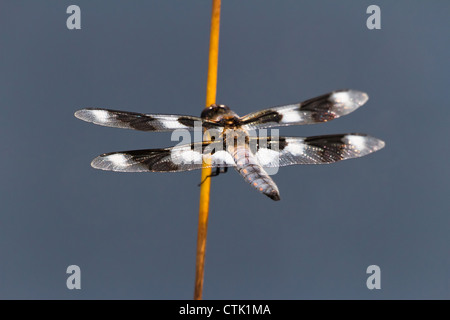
[347,90,369,106]
[74,108,106,123]
[330,90,369,115]
[344,134,385,156]
[90,153,127,171]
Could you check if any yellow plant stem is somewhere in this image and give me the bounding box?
[194,0,221,300]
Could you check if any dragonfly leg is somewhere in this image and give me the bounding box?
[198,167,228,187]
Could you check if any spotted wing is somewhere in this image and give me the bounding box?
[251,134,385,167]
[75,108,222,132]
[90,141,236,172]
[240,90,368,130]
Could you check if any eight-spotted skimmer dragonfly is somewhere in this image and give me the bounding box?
[75,89,384,201]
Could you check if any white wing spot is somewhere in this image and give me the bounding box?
[281,109,303,123]
[256,148,280,166]
[171,148,202,165]
[332,91,351,105]
[92,110,110,123]
[346,135,367,151]
[159,118,183,130]
[285,140,305,156]
[108,153,128,166]
[212,150,235,166]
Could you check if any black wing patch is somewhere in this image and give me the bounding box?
[90,141,236,173]
[240,89,368,129]
[251,134,385,167]
[74,108,221,132]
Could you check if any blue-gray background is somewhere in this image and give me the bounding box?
[1,1,449,299]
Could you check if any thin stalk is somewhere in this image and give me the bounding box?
[194,0,221,300]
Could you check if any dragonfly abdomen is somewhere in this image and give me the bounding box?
[231,146,280,201]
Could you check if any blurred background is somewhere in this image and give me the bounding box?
[1,0,449,299]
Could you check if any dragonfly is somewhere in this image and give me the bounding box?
[75,89,384,201]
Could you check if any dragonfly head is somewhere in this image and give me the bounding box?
[201,104,237,122]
